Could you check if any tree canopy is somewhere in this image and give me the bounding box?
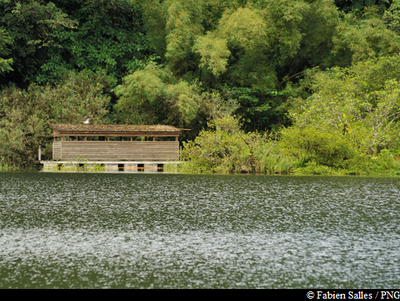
[2,0,400,171]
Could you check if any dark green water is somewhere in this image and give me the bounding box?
[0,172,399,288]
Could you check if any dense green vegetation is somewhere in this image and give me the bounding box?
[1,0,400,174]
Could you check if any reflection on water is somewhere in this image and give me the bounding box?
[0,172,399,288]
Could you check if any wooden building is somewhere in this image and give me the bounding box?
[50,124,184,161]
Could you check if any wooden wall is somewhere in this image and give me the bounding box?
[52,141,179,161]
[53,141,61,160]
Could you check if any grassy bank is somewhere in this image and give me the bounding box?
[178,156,400,177]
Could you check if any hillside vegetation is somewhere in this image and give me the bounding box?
[2,0,400,174]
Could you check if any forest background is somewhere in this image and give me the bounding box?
[2,0,400,175]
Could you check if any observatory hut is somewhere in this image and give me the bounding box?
[41,124,187,172]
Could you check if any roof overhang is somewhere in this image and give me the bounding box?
[50,124,189,137]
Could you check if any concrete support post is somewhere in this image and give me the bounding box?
[124,163,138,173]
[105,164,118,172]
[144,163,158,173]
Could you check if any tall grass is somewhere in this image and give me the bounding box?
[0,164,19,171]
[0,163,42,172]
[255,153,297,174]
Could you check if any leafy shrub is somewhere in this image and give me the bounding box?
[180,116,263,174]
[292,161,341,175]
[279,126,358,169]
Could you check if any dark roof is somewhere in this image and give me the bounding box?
[50,124,186,135]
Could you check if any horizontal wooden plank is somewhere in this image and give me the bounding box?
[61,148,178,152]
[59,141,179,144]
[85,152,176,155]
[61,149,178,152]
[61,159,179,161]
[66,157,178,159]
[61,155,178,158]
[61,145,178,148]
[60,141,179,142]
[62,142,178,145]
[62,151,177,154]
[61,154,178,156]
[61,148,178,151]
[55,132,180,136]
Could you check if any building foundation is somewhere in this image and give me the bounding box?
[40,161,179,173]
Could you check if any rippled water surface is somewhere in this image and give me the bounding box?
[0,172,399,288]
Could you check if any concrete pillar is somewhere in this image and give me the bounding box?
[124,163,138,173]
[144,163,158,173]
[105,164,118,172]
[42,162,58,172]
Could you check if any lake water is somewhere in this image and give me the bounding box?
[0,172,399,288]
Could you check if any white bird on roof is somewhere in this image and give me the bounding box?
[83,116,90,124]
